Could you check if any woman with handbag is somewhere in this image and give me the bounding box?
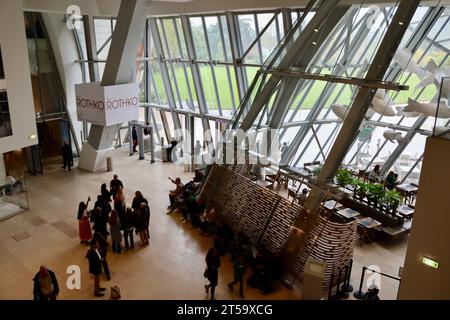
[78,197,92,244]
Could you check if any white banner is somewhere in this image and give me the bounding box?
[75,82,139,126]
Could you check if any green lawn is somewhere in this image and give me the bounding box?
[149,65,438,110]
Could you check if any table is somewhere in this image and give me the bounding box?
[323,200,340,210]
[396,184,419,204]
[337,208,360,219]
[396,184,419,193]
[255,179,273,189]
[357,217,382,229]
[397,205,414,218]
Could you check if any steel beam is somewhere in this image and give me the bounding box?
[303,0,421,212]
[180,15,213,145]
[149,17,182,135]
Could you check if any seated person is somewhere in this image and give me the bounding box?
[297,188,308,206]
[193,169,205,183]
[385,171,397,190]
[199,205,217,235]
[369,165,381,182]
[168,177,184,211]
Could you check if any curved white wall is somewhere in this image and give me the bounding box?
[0,0,38,154]
[41,12,84,149]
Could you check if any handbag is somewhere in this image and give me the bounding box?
[203,268,209,279]
[110,285,121,300]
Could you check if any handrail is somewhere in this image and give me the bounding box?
[353,265,401,299]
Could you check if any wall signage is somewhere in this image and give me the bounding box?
[75,82,139,126]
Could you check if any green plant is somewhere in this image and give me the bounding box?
[383,189,403,209]
[367,183,385,203]
[356,181,369,198]
[313,165,322,176]
[335,169,355,187]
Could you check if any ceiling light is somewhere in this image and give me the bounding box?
[28,134,37,140]
[314,28,319,32]
[399,22,404,25]
[312,41,317,45]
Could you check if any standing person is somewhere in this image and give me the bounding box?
[110,174,123,197]
[228,254,246,298]
[114,187,126,217]
[280,142,288,160]
[131,191,148,211]
[140,202,150,239]
[77,197,92,244]
[61,141,73,171]
[134,207,149,246]
[132,126,138,154]
[92,232,111,281]
[194,140,202,155]
[122,207,135,250]
[90,207,108,240]
[108,210,122,254]
[86,241,106,297]
[33,265,59,301]
[101,183,111,202]
[204,247,221,300]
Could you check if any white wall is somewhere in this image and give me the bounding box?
[0,0,38,154]
[398,137,450,300]
[42,13,84,149]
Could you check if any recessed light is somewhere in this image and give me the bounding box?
[314,28,319,32]
[399,22,404,25]
[28,134,37,140]
[312,41,317,45]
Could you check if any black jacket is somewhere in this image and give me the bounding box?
[131,196,148,211]
[33,270,59,300]
[86,248,103,275]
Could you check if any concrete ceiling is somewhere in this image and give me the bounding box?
[20,0,450,17]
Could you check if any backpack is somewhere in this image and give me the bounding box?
[110,285,121,300]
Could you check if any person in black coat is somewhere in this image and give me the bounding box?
[131,191,148,211]
[61,142,73,171]
[121,207,135,249]
[101,183,111,202]
[91,232,111,281]
[90,207,108,240]
[204,247,221,300]
[132,126,138,153]
[86,241,106,297]
[110,174,123,197]
[33,265,59,301]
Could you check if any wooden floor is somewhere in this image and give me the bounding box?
[0,146,409,300]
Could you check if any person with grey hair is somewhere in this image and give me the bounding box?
[33,265,59,300]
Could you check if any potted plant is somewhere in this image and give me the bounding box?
[313,165,322,176]
[367,183,385,208]
[383,189,403,214]
[354,181,369,200]
[335,169,355,188]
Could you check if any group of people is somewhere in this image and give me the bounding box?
[369,165,399,190]
[76,174,151,297]
[164,170,284,299]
